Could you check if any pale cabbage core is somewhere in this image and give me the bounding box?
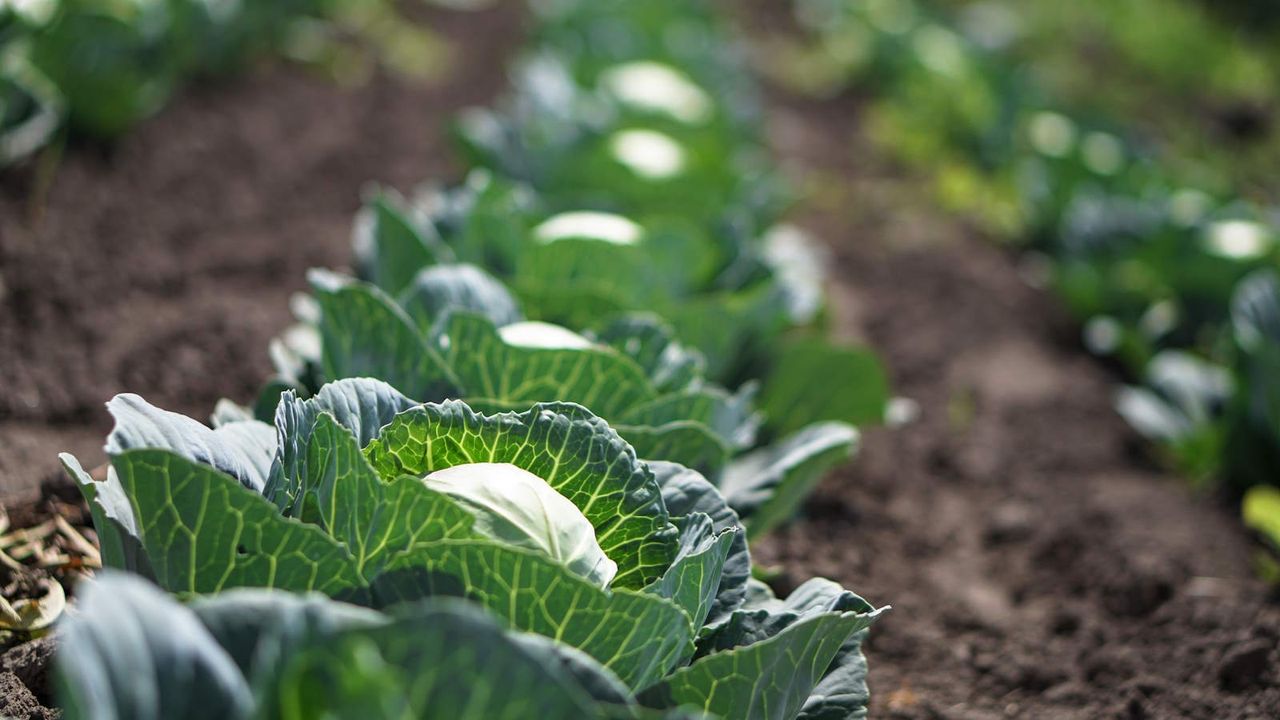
[499,321,594,350]
[533,211,643,246]
[610,129,687,179]
[599,61,714,125]
[422,463,618,587]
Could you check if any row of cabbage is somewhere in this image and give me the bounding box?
[777,0,1280,579]
[54,1,892,718]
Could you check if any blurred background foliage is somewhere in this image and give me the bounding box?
[0,0,449,164]
[760,0,1280,575]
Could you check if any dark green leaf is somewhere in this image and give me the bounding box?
[58,573,252,720]
[719,423,857,538]
[758,338,889,436]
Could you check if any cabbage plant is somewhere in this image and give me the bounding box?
[62,379,885,719]
[265,263,864,537]
[347,181,889,428]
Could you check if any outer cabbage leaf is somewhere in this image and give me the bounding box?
[651,461,751,627]
[308,269,458,401]
[267,597,608,719]
[189,589,384,680]
[58,573,253,720]
[265,378,417,515]
[641,579,886,720]
[289,413,480,576]
[59,574,616,720]
[370,540,694,690]
[109,448,368,600]
[352,192,452,297]
[758,338,889,436]
[106,394,276,493]
[398,263,522,333]
[719,423,858,538]
[795,629,874,720]
[61,454,153,578]
[643,513,736,630]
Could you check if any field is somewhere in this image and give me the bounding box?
[0,1,1277,718]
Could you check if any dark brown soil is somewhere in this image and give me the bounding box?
[752,61,1280,720]
[1,2,1278,719]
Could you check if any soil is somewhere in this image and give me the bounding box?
[0,1,1278,718]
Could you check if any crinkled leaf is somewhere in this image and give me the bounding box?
[441,311,656,420]
[643,580,884,720]
[106,394,276,493]
[295,413,479,577]
[644,513,735,630]
[719,423,858,538]
[651,461,750,627]
[57,573,253,720]
[265,378,417,515]
[364,400,678,589]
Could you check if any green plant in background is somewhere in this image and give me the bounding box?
[0,0,450,165]
[60,380,885,719]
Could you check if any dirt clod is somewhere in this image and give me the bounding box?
[1219,640,1274,692]
[0,671,56,720]
[2,637,57,703]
